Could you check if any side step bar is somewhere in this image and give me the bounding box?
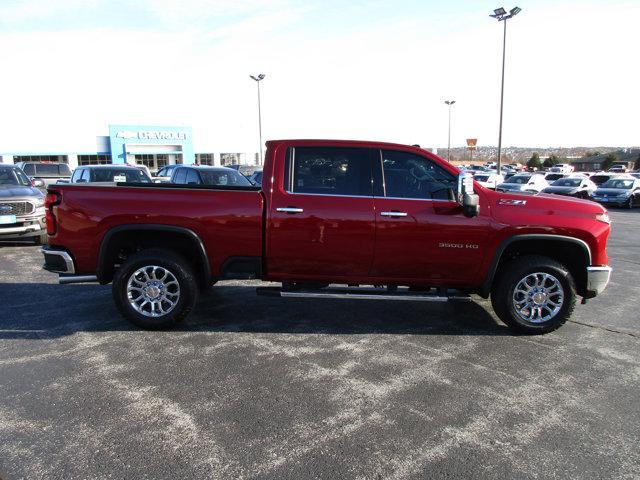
[59,275,98,284]
[256,286,471,302]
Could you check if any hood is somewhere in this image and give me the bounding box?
[488,189,606,226]
[595,188,631,196]
[0,184,43,199]
[543,186,579,194]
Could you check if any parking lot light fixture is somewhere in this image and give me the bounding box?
[250,74,266,165]
[490,6,521,173]
[445,100,456,163]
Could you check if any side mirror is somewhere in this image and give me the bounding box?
[457,173,480,218]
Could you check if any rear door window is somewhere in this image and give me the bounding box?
[287,146,372,196]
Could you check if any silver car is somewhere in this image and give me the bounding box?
[0,165,47,244]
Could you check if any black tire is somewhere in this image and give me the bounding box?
[112,248,198,329]
[491,255,576,334]
[627,197,634,209]
[34,232,48,245]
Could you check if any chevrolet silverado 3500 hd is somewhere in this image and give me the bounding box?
[41,140,612,334]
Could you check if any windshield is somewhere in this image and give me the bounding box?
[552,178,582,187]
[506,175,531,184]
[0,168,31,186]
[199,170,252,186]
[545,174,564,181]
[91,169,151,183]
[600,179,634,189]
[474,175,489,182]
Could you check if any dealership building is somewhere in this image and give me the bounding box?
[0,124,259,172]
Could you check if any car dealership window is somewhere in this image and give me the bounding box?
[288,147,372,196]
[381,150,455,200]
[78,155,111,165]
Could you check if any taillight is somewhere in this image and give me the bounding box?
[45,191,61,235]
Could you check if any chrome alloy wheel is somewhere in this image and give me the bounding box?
[126,265,180,317]
[512,272,564,323]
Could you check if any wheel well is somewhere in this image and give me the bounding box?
[487,239,589,297]
[98,227,211,288]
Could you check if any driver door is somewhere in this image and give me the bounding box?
[371,149,489,285]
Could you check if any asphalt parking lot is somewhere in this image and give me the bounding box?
[0,210,638,480]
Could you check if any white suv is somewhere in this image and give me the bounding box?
[496,173,549,194]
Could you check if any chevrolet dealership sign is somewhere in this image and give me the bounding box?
[116,130,187,141]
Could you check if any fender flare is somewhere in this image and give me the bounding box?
[97,224,212,284]
[479,234,591,297]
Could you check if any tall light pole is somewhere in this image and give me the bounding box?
[250,74,265,165]
[444,100,456,162]
[490,6,521,173]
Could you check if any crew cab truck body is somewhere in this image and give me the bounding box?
[42,140,612,334]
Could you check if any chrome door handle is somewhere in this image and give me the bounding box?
[276,207,304,213]
[380,211,408,217]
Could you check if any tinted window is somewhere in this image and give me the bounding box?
[591,175,611,185]
[80,169,90,182]
[553,178,582,187]
[71,169,83,182]
[289,147,372,196]
[506,175,532,184]
[186,169,200,184]
[381,150,455,200]
[90,168,151,183]
[173,168,187,184]
[199,169,251,186]
[35,164,68,176]
[0,168,30,186]
[600,179,634,189]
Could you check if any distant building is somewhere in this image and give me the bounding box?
[0,124,260,172]
[571,149,639,172]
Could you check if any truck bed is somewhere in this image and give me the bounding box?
[47,183,264,276]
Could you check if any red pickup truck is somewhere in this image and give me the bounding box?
[41,140,612,334]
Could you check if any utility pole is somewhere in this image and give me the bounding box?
[249,74,265,165]
[444,100,456,162]
[490,6,521,173]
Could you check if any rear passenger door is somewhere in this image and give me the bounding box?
[267,146,376,279]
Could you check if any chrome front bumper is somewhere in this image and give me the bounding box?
[586,266,612,297]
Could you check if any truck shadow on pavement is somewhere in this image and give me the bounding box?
[0,283,511,339]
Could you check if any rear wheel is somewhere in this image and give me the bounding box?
[112,248,198,329]
[491,255,576,334]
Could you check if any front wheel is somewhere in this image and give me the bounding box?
[491,255,576,334]
[112,248,198,329]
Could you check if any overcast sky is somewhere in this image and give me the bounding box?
[0,0,638,153]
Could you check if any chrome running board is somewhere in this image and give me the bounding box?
[256,286,470,302]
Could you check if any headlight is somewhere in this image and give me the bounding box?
[34,197,45,208]
[596,212,611,224]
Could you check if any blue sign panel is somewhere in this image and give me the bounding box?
[108,125,194,165]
